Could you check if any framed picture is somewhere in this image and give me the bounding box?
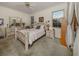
[39,17,44,22]
[52,9,64,28]
[0,18,4,25]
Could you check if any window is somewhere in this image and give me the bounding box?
[52,10,64,27]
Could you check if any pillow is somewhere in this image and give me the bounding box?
[33,25,37,28]
[36,26,40,29]
[40,25,44,29]
[25,26,30,29]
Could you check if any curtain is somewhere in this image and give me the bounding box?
[66,2,74,47]
[73,3,79,56]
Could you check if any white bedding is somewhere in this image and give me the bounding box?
[17,26,45,45]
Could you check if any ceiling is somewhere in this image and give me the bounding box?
[0,2,65,14]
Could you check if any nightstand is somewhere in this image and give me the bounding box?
[46,30,54,39]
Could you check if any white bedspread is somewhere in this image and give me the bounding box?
[17,27,45,45]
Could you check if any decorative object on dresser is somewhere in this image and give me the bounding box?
[22,23,25,28]
[44,20,50,31]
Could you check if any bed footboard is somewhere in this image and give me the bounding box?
[16,31,29,51]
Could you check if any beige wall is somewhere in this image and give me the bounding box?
[0,6,31,27]
[0,3,68,28]
[32,3,68,26]
[31,3,68,38]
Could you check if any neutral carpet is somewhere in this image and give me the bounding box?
[0,36,72,56]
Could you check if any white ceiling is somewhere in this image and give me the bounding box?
[0,2,65,14]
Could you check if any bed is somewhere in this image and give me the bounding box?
[15,25,45,51]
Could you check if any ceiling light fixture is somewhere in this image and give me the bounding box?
[25,2,32,8]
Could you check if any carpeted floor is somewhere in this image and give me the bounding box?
[0,36,72,56]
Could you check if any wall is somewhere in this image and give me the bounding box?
[0,6,31,27]
[31,3,68,38]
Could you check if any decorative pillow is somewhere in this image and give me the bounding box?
[36,26,40,29]
[25,26,30,29]
[40,25,44,29]
[33,25,37,28]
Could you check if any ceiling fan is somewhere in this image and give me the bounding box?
[25,2,32,8]
[14,2,35,10]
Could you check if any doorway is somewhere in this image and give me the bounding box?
[52,10,65,45]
